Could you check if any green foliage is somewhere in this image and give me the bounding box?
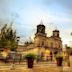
[25,53,37,59]
[0,24,18,51]
[55,53,63,59]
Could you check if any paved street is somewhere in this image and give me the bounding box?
[0,56,72,72]
[0,61,72,72]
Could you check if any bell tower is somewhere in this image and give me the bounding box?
[53,29,59,37]
[34,20,46,47]
[35,20,46,37]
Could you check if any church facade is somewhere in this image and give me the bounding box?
[17,22,62,60]
[34,22,62,53]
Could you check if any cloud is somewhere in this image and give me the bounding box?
[0,0,72,45]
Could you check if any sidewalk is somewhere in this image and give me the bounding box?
[0,66,72,72]
[0,63,72,72]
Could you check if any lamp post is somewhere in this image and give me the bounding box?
[11,36,20,70]
[17,37,20,46]
[13,36,20,63]
[17,37,20,63]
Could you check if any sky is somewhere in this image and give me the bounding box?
[0,0,72,46]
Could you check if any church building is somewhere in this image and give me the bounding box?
[17,21,62,60]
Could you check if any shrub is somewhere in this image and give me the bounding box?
[55,53,63,59]
[24,53,36,59]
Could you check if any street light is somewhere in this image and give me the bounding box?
[17,37,21,63]
[17,37,20,49]
[14,36,20,63]
[14,36,20,62]
[11,36,20,70]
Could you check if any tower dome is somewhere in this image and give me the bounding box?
[53,29,59,37]
[36,20,45,34]
[35,20,46,38]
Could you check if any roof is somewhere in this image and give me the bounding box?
[53,29,59,32]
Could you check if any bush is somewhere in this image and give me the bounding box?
[24,53,37,59]
[55,53,63,59]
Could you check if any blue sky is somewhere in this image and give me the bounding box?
[0,0,72,45]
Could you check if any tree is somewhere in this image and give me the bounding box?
[0,24,18,51]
